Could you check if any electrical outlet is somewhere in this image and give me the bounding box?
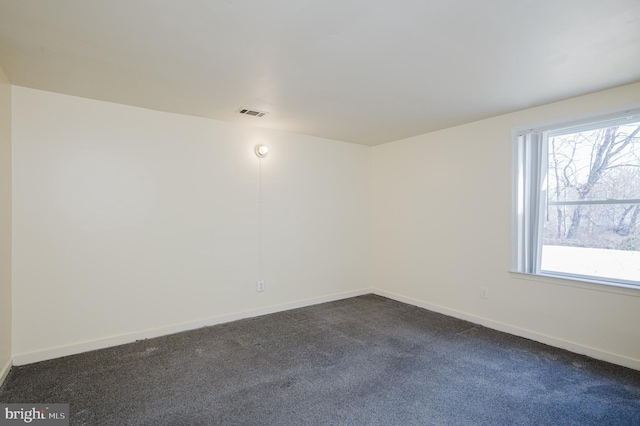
[257,280,265,292]
[480,286,488,299]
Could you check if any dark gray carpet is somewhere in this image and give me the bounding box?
[1,294,639,425]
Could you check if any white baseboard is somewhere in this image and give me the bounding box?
[373,289,640,371]
[12,288,372,366]
[0,358,11,387]
[12,287,639,371]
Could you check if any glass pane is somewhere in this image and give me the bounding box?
[542,121,640,283]
[541,204,640,282]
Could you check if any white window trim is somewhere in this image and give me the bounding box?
[511,101,640,291]
[509,271,640,298]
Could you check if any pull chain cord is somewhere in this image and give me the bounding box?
[258,156,262,281]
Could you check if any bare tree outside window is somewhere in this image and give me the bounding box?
[540,121,640,282]
[544,123,640,250]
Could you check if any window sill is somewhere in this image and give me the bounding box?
[508,271,640,298]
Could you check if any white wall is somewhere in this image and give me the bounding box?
[0,66,11,382]
[11,87,371,363]
[9,81,640,370]
[372,82,640,370]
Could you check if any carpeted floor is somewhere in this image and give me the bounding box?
[1,294,639,425]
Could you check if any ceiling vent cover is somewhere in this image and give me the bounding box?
[238,108,268,118]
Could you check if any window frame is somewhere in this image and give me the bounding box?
[511,102,640,291]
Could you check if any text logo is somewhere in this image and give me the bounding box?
[0,404,68,426]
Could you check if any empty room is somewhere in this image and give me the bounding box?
[1,1,640,425]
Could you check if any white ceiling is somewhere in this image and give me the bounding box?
[0,0,639,146]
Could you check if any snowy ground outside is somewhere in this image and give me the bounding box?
[541,245,640,283]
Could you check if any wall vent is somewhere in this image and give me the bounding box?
[238,108,268,118]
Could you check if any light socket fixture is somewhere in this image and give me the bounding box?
[255,145,269,158]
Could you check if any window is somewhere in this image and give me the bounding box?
[513,107,640,287]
